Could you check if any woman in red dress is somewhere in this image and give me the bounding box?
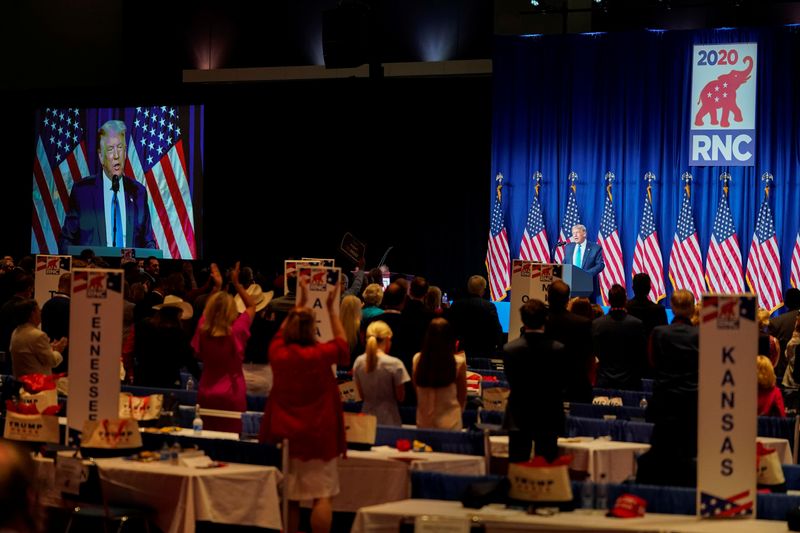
[260,275,348,533]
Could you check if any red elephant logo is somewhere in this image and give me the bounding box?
[694,56,753,128]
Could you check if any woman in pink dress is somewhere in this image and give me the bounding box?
[191,262,255,432]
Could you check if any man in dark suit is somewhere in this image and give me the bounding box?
[448,275,503,359]
[626,273,668,339]
[770,288,800,376]
[41,272,71,373]
[563,224,604,302]
[546,280,593,403]
[593,284,647,391]
[397,277,434,362]
[58,120,157,254]
[503,299,565,462]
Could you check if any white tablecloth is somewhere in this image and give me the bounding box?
[351,499,790,533]
[95,458,282,533]
[490,436,650,483]
[332,446,486,512]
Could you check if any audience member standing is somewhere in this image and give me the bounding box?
[352,321,410,426]
[545,280,593,403]
[503,299,565,463]
[783,315,800,388]
[361,283,384,321]
[637,289,698,487]
[40,272,71,373]
[412,318,467,430]
[339,295,364,361]
[135,298,199,388]
[770,288,800,378]
[192,262,255,433]
[757,355,785,417]
[447,275,503,359]
[10,299,68,378]
[397,277,434,363]
[626,273,668,337]
[0,274,34,355]
[593,284,647,391]
[260,277,348,533]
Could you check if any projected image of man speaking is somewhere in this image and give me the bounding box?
[58,120,156,253]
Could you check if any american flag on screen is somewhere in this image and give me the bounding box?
[706,179,744,294]
[597,179,625,306]
[555,178,581,264]
[519,178,550,263]
[486,176,510,301]
[31,108,91,254]
[125,106,196,259]
[745,183,782,312]
[668,179,705,301]
[791,230,800,289]
[632,181,665,302]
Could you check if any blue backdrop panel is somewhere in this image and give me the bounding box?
[491,28,800,304]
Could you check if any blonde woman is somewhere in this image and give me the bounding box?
[757,355,785,417]
[339,294,363,358]
[191,262,255,433]
[361,283,384,320]
[352,321,410,426]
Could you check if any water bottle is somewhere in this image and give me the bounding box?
[639,397,648,409]
[595,473,608,510]
[160,441,170,461]
[192,404,203,435]
[185,375,195,391]
[170,442,181,465]
[580,480,594,509]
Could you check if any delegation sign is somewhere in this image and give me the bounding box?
[34,255,71,308]
[697,294,757,518]
[509,261,562,341]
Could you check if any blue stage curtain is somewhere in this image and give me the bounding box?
[492,28,800,303]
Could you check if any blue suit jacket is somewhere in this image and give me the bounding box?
[59,174,157,254]
[563,240,605,277]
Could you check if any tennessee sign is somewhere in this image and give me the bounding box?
[690,43,757,166]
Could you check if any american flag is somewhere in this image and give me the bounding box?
[555,181,581,264]
[668,180,705,301]
[699,490,753,518]
[486,178,510,301]
[126,106,197,259]
[597,182,625,306]
[31,108,90,254]
[745,186,782,312]
[519,181,550,263]
[706,181,744,294]
[632,183,665,302]
[792,230,800,289]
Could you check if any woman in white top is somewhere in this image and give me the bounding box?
[352,321,410,426]
[412,318,467,430]
[10,299,68,378]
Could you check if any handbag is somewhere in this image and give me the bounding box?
[343,412,376,445]
[81,419,142,449]
[508,455,574,503]
[482,387,509,412]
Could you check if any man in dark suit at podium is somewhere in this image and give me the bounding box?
[563,224,604,302]
[58,120,157,254]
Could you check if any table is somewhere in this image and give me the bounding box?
[95,457,282,533]
[490,436,650,483]
[331,446,486,512]
[351,499,791,533]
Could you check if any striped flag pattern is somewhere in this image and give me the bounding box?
[555,183,581,264]
[597,182,625,305]
[31,108,91,254]
[668,181,705,301]
[125,106,197,259]
[706,183,744,293]
[792,230,800,289]
[745,187,782,312]
[632,185,665,302]
[486,182,510,302]
[519,182,550,263]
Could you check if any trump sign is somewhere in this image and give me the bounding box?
[690,43,757,166]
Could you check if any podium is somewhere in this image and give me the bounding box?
[67,246,163,259]
[561,264,593,298]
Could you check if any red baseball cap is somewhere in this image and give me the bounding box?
[607,493,647,518]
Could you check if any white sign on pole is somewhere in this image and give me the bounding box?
[509,261,563,341]
[67,269,124,431]
[697,294,757,518]
[298,266,341,342]
[34,255,71,308]
[302,258,335,267]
